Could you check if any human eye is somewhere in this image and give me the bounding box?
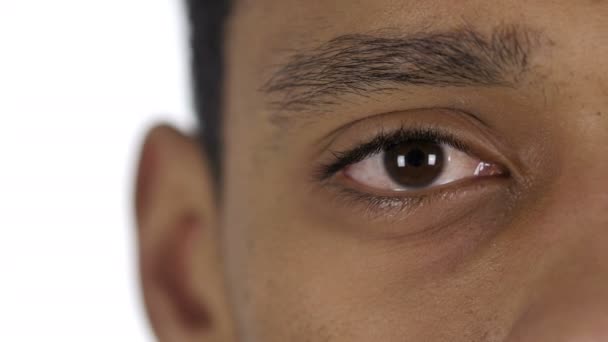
[341,128,505,192]
[315,126,510,212]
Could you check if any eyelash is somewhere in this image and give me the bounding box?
[315,127,472,181]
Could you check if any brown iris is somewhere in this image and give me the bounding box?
[384,141,445,188]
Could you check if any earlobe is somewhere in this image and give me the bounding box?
[134,124,232,341]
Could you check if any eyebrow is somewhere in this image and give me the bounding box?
[262,25,539,112]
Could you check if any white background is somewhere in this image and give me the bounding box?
[0,1,194,340]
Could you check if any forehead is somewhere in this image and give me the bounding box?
[232,0,605,33]
[230,0,607,47]
[228,1,606,80]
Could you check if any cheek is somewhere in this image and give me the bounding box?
[221,179,520,342]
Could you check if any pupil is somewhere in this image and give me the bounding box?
[407,148,425,167]
[384,141,445,188]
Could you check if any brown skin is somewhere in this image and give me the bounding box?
[135,1,608,341]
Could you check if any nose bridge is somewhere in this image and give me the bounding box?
[507,283,608,341]
[506,238,608,341]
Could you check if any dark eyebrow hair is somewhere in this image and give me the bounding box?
[262,25,539,112]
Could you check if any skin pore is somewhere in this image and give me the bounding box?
[135,1,608,341]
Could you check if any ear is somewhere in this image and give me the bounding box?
[134,124,233,342]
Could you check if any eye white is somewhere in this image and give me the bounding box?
[344,144,489,192]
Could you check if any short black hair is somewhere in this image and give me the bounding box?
[185,0,232,180]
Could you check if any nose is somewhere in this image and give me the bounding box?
[507,266,608,341]
[505,214,608,341]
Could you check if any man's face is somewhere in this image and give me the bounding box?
[138,1,608,341]
[220,1,608,340]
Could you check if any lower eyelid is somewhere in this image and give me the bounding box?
[319,174,511,226]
